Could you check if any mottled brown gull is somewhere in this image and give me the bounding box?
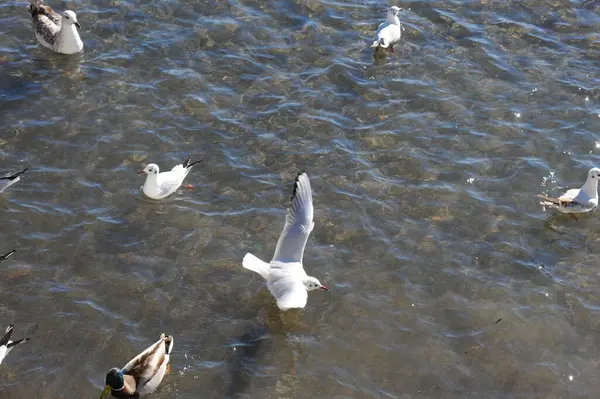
[27,0,83,54]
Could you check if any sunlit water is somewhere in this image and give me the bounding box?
[2,0,600,397]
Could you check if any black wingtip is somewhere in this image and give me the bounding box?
[290,171,308,203]
[0,250,16,261]
[0,168,28,181]
[183,157,202,169]
[0,325,14,346]
[7,337,30,348]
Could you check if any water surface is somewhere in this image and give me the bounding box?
[1,0,600,397]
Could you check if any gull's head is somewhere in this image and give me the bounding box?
[138,163,159,175]
[304,276,328,292]
[101,368,124,398]
[588,167,600,181]
[389,6,401,16]
[62,10,81,29]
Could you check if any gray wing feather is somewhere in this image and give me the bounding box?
[272,172,314,263]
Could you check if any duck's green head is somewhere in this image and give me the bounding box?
[100,368,124,399]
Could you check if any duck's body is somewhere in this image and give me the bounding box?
[371,6,402,52]
[101,334,173,399]
[242,172,328,311]
[0,168,27,193]
[0,325,30,365]
[27,1,83,54]
[538,168,600,214]
[139,157,201,200]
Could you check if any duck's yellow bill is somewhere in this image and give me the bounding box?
[100,384,111,399]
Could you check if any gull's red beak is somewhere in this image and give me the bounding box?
[137,170,146,175]
[320,285,328,291]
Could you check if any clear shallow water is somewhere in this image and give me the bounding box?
[1,0,600,397]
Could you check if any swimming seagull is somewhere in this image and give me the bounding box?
[0,325,30,365]
[138,157,202,200]
[371,6,402,52]
[538,167,600,214]
[242,172,328,311]
[0,168,27,193]
[27,0,83,54]
[0,250,16,262]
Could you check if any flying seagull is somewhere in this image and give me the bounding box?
[242,172,328,311]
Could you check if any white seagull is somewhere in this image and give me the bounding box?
[242,172,328,311]
[0,250,16,262]
[0,325,30,365]
[538,167,600,214]
[371,6,402,52]
[138,157,202,200]
[0,168,27,193]
[27,0,83,55]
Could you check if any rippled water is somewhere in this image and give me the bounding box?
[2,0,600,397]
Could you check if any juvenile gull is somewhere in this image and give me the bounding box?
[242,172,328,311]
[27,0,83,54]
[538,168,600,214]
[0,325,30,365]
[0,168,27,193]
[138,157,202,200]
[371,6,402,52]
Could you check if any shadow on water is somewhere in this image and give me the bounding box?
[225,326,270,398]
[223,294,309,398]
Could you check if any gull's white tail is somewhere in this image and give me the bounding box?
[242,253,270,280]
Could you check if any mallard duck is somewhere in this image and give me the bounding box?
[0,324,30,364]
[138,157,202,200]
[100,334,173,399]
[538,168,600,214]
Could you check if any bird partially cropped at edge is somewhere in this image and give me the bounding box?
[0,250,16,262]
[371,6,402,53]
[100,334,173,399]
[0,168,27,193]
[242,172,328,311]
[538,167,600,214]
[0,324,30,365]
[27,0,83,54]
[138,156,202,200]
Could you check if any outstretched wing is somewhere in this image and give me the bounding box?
[272,172,314,264]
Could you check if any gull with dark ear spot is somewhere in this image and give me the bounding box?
[538,167,600,214]
[138,156,202,200]
[371,6,402,54]
[0,324,30,365]
[0,168,27,194]
[100,334,173,399]
[27,0,83,54]
[242,172,328,311]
